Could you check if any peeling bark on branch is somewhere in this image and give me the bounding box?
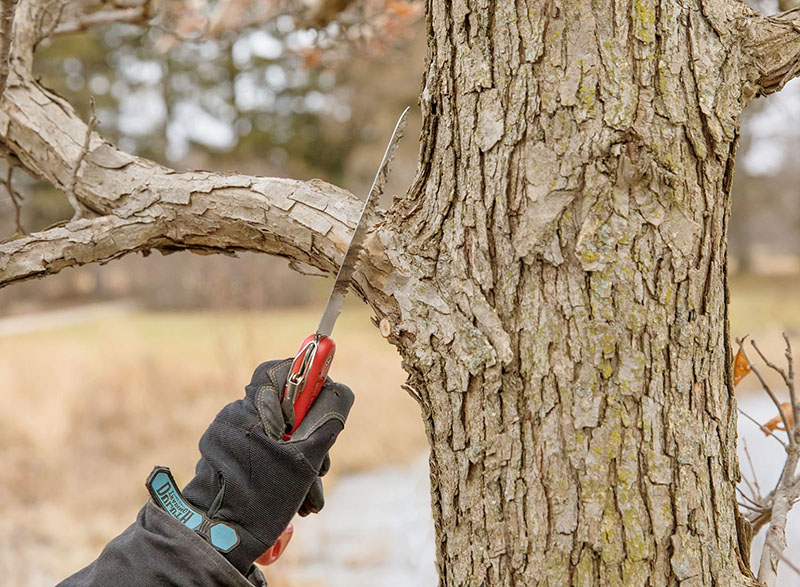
[0,1,391,294]
[742,7,800,96]
[0,177,362,287]
[0,68,373,288]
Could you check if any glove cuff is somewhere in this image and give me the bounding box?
[146,466,270,575]
[146,466,240,553]
[223,525,272,576]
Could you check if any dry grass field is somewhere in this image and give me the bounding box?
[0,273,798,585]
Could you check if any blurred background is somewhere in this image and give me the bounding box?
[0,0,799,585]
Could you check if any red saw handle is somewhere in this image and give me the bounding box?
[282,333,336,440]
[262,334,334,566]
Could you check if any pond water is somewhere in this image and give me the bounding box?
[282,455,437,586]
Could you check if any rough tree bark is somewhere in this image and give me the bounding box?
[2,0,800,585]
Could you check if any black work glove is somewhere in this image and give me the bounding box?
[181,359,354,574]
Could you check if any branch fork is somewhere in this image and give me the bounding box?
[735,335,800,586]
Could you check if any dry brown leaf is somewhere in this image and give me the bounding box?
[300,48,323,69]
[386,0,423,18]
[762,402,794,435]
[733,347,752,387]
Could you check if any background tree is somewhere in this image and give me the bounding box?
[2,0,800,585]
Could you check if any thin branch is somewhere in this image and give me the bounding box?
[52,6,150,37]
[738,408,789,449]
[743,436,764,500]
[737,500,766,513]
[64,97,97,221]
[741,340,793,446]
[778,549,800,578]
[34,0,65,46]
[740,473,760,506]
[752,339,790,385]
[0,158,23,234]
[753,334,800,586]
[737,485,766,510]
[784,332,798,444]
[0,0,18,98]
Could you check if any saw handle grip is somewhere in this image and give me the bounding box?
[282,334,336,439]
[262,336,333,564]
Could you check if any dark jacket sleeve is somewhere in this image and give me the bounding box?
[57,501,268,587]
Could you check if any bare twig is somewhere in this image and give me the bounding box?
[784,333,798,444]
[743,437,764,500]
[737,500,766,513]
[738,408,789,449]
[739,338,793,446]
[1,158,23,234]
[0,0,18,98]
[737,485,766,510]
[752,339,790,385]
[65,97,97,221]
[778,549,800,578]
[34,0,66,46]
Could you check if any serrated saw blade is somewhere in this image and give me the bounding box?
[316,107,409,337]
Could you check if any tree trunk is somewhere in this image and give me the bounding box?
[383,0,757,583]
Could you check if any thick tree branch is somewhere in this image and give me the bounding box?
[0,1,363,285]
[0,0,348,285]
[0,71,373,286]
[0,191,352,287]
[0,0,406,336]
[742,7,800,96]
[0,157,370,287]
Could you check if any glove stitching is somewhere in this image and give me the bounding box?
[288,411,346,442]
[266,358,293,387]
[255,384,279,440]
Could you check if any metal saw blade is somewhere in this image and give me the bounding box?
[316,107,409,337]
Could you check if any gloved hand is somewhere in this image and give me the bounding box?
[180,358,354,574]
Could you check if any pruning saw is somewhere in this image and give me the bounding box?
[256,108,409,566]
[280,106,409,439]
